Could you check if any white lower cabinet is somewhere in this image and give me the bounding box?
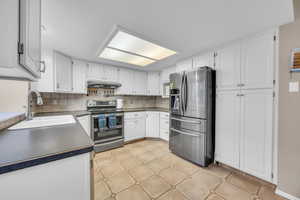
[215,89,273,182]
[124,111,170,142]
[159,112,169,141]
[146,112,160,138]
[215,90,240,169]
[0,153,91,200]
[240,89,273,181]
[124,112,146,142]
[77,115,91,137]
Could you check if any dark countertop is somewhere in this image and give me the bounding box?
[120,107,169,113]
[0,112,25,130]
[0,120,93,174]
[35,107,169,117]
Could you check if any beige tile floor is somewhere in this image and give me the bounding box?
[93,139,286,200]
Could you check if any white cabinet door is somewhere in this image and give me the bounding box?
[146,112,160,138]
[54,51,73,92]
[116,68,134,95]
[241,31,274,90]
[215,43,241,90]
[240,89,273,181]
[31,48,55,92]
[147,72,160,96]
[215,90,241,169]
[0,0,39,80]
[87,63,102,80]
[136,117,146,139]
[176,59,193,72]
[102,65,118,82]
[19,0,42,78]
[193,52,214,69]
[124,119,136,142]
[77,115,91,137]
[72,60,87,94]
[134,71,147,95]
[124,117,145,142]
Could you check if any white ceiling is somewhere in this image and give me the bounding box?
[42,0,294,71]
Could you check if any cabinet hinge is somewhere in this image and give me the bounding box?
[273,80,276,85]
[18,42,24,54]
[273,91,275,98]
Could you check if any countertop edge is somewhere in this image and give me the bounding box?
[0,145,93,175]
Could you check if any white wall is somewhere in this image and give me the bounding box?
[0,80,28,113]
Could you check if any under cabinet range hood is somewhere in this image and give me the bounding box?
[87,80,121,89]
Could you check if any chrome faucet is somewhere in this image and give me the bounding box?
[27,90,43,120]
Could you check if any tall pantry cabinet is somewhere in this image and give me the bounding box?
[215,30,276,182]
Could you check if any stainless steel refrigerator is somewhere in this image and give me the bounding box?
[169,66,215,167]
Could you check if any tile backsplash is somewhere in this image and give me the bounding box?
[32,93,169,113]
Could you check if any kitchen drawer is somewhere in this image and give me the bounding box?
[160,129,169,141]
[160,112,169,120]
[124,112,146,119]
[160,118,169,130]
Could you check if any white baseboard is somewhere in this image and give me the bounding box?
[275,188,300,200]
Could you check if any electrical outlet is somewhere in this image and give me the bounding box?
[289,81,299,92]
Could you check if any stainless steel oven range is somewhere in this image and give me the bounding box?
[87,100,124,153]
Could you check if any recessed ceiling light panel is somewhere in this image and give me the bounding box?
[99,48,155,66]
[98,28,177,67]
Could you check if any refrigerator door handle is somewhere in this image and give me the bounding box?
[171,117,200,124]
[171,128,203,137]
[180,73,185,114]
[184,73,188,112]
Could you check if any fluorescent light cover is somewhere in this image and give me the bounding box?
[107,31,177,60]
[99,48,155,66]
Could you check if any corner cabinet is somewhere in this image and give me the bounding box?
[146,112,160,138]
[0,0,42,80]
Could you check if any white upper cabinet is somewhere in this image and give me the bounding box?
[87,63,118,82]
[193,52,214,69]
[19,0,42,78]
[215,43,241,90]
[87,63,102,80]
[116,68,134,95]
[147,72,160,96]
[240,89,273,181]
[134,71,147,95]
[72,60,87,94]
[176,59,193,72]
[0,0,41,80]
[215,90,241,169]
[241,31,275,90]
[54,51,73,92]
[103,65,118,82]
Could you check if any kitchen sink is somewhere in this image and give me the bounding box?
[8,115,76,130]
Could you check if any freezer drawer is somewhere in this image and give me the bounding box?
[170,115,206,133]
[169,128,206,166]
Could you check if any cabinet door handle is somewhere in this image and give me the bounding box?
[57,83,60,89]
[40,61,46,73]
